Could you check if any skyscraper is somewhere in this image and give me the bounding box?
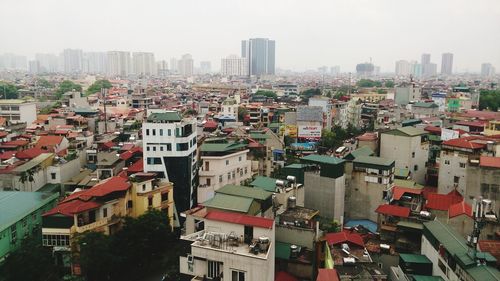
[132,52,156,76]
[83,52,107,74]
[421,53,431,65]
[395,60,411,76]
[481,63,496,77]
[169,58,178,73]
[441,53,453,75]
[221,55,248,76]
[178,54,194,76]
[62,49,83,74]
[107,51,131,77]
[241,38,275,76]
[0,53,27,71]
[421,53,437,77]
[35,53,59,73]
[200,61,212,74]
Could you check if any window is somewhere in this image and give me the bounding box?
[459,163,466,168]
[208,261,222,279]
[206,179,211,186]
[205,162,210,171]
[168,129,171,136]
[160,146,164,151]
[454,176,460,184]
[152,129,156,136]
[228,172,231,180]
[153,146,156,151]
[160,129,163,136]
[42,234,70,247]
[414,165,418,171]
[232,270,246,281]
[219,175,223,183]
[166,143,172,151]
[226,160,229,165]
[244,167,248,174]
[239,156,242,162]
[232,171,235,179]
[22,217,28,227]
[411,152,415,158]
[444,160,450,165]
[147,158,162,165]
[102,208,108,218]
[51,173,56,180]
[127,200,133,209]
[147,146,150,151]
[142,184,146,191]
[161,192,168,202]
[146,129,150,136]
[177,143,188,151]
[148,197,153,207]
[10,225,16,242]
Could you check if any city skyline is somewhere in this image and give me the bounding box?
[1,0,499,72]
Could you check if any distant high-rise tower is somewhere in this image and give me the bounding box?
[241,38,275,76]
[421,53,437,77]
[481,63,495,77]
[395,60,411,76]
[200,61,211,74]
[83,52,107,74]
[35,53,59,73]
[170,58,178,73]
[107,51,131,77]
[421,53,431,65]
[221,55,248,76]
[441,53,453,75]
[62,49,83,74]
[132,52,156,76]
[178,54,194,76]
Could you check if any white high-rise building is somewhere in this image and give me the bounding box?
[178,54,194,76]
[35,53,59,73]
[220,55,248,76]
[170,58,178,73]
[132,52,156,76]
[481,63,496,77]
[241,38,275,76]
[395,60,411,76]
[441,53,453,75]
[157,60,168,77]
[200,61,211,74]
[83,52,107,74]
[0,53,27,71]
[142,110,198,215]
[107,51,131,77]
[28,60,40,74]
[330,66,340,76]
[62,49,83,74]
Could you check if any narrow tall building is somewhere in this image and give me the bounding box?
[481,63,495,77]
[62,49,83,74]
[83,52,107,74]
[132,52,156,76]
[178,54,194,76]
[441,52,453,75]
[107,51,131,77]
[142,110,198,217]
[35,53,59,73]
[220,55,248,76]
[395,60,411,76]
[241,38,275,76]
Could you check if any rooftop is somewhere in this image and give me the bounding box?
[413,102,438,108]
[343,146,374,161]
[353,155,394,167]
[147,111,182,122]
[202,193,255,213]
[383,127,427,137]
[480,156,500,169]
[250,176,281,192]
[215,184,272,201]
[205,210,274,229]
[375,204,411,218]
[200,142,247,153]
[399,253,432,264]
[301,154,345,165]
[13,153,53,173]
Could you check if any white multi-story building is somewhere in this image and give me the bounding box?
[132,52,156,76]
[35,53,59,73]
[198,141,252,202]
[83,52,107,74]
[395,60,411,76]
[142,110,198,214]
[180,210,275,281]
[62,49,83,74]
[178,54,194,76]
[220,98,238,121]
[221,55,248,76]
[0,99,37,124]
[481,63,496,77]
[107,51,131,77]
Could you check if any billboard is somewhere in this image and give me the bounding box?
[298,125,322,139]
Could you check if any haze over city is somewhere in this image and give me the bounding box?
[1,0,500,72]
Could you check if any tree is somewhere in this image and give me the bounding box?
[0,82,19,99]
[0,237,61,281]
[85,79,112,96]
[357,79,382,88]
[384,80,395,88]
[254,90,277,100]
[37,78,54,88]
[56,80,82,99]
[18,171,28,191]
[318,129,342,151]
[238,106,249,121]
[479,90,500,111]
[77,232,114,281]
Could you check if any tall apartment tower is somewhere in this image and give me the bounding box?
[35,53,59,73]
[481,63,496,77]
[441,53,453,75]
[132,52,156,76]
[395,60,411,76]
[221,55,248,76]
[142,110,198,216]
[421,53,437,77]
[62,49,83,74]
[107,51,131,77]
[83,52,107,74]
[241,38,275,76]
[178,54,194,76]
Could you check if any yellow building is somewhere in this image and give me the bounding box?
[484,120,500,136]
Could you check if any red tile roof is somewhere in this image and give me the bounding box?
[36,136,64,148]
[316,269,340,281]
[205,211,274,229]
[449,200,472,218]
[424,125,442,135]
[392,187,422,201]
[324,230,364,247]
[43,200,101,217]
[478,240,500,267]
[480,156,500,169]
[275,271,299,281]
[425,190,463,211]
[357,133,378,141]
[375,204,411,218]
[63,176,130,202]
[15,148,47,160]
[456,120,486,128]
[119,146,143,160]
[442,137,486,150]
[127,158,144,173]
[462,110,500,120]
[204,120,218,129]
[0,139,29,148]
[0,150,16,160]
[0,132,8,138]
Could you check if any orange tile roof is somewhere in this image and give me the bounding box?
[480,156,500,169]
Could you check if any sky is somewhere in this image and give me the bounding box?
[1,0,499,72]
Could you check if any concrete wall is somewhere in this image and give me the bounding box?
[275,225,316,249]
[346,171,389,221]
[421,235,460,281]
[437,151,468,195]
[304,172,345,221]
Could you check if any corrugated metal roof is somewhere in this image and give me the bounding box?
[202,194,254,213]
[383,127,427,137]
[250,176,280,192]
[215,184,272,200]
[205,210,273,229]
[412,275,445,281]
[353,155,394,167]
[301,154,345,165]
[344,146,374,160]
[399,253,432,264]
[147,112,182,122]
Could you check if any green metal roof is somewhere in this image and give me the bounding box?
[413,102,438,108]
[412,276,445,281]
[147,112,182,122]
[216,184,272,200]
[395,168,410,178]
[200,142,247,152]
[250,176,280,192]
[399,253,431,264]
[285,163,309,169]
[202,194,254,213]
[384,127,427,137]
[344,146,374,160]
[428,134,441,142]
[0,192,59,233]
[301,154,345,165]
[276,241,292,260]
[353,155,394,167]
[268,123,281,129]
[397,221,424,230]
[249,133,270,139]
[467,264,500,280]
[393,179,423,189]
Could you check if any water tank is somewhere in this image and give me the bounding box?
[288,196,297,209]
[290,245,299,259]
[286,175,296,182]
[276,180,285,187]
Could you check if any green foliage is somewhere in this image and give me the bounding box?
[377,88,387,94]
[301,88,321,97]
[318,129,342,150]
[238,106,249,121]
[0,82,19,99]
[254,90,277,100]
[56,80,82,99]
[85,80,112,96]
[0,237,61,281]
[384,80,395,88]
[479,90,500,111]
[357,79,382,88]
[184,108,198,116]
[78,209,180,281]
[37,78,54,88]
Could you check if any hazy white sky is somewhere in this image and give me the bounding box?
[1,0,499,72]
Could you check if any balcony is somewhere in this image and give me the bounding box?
[74,217,109,233]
